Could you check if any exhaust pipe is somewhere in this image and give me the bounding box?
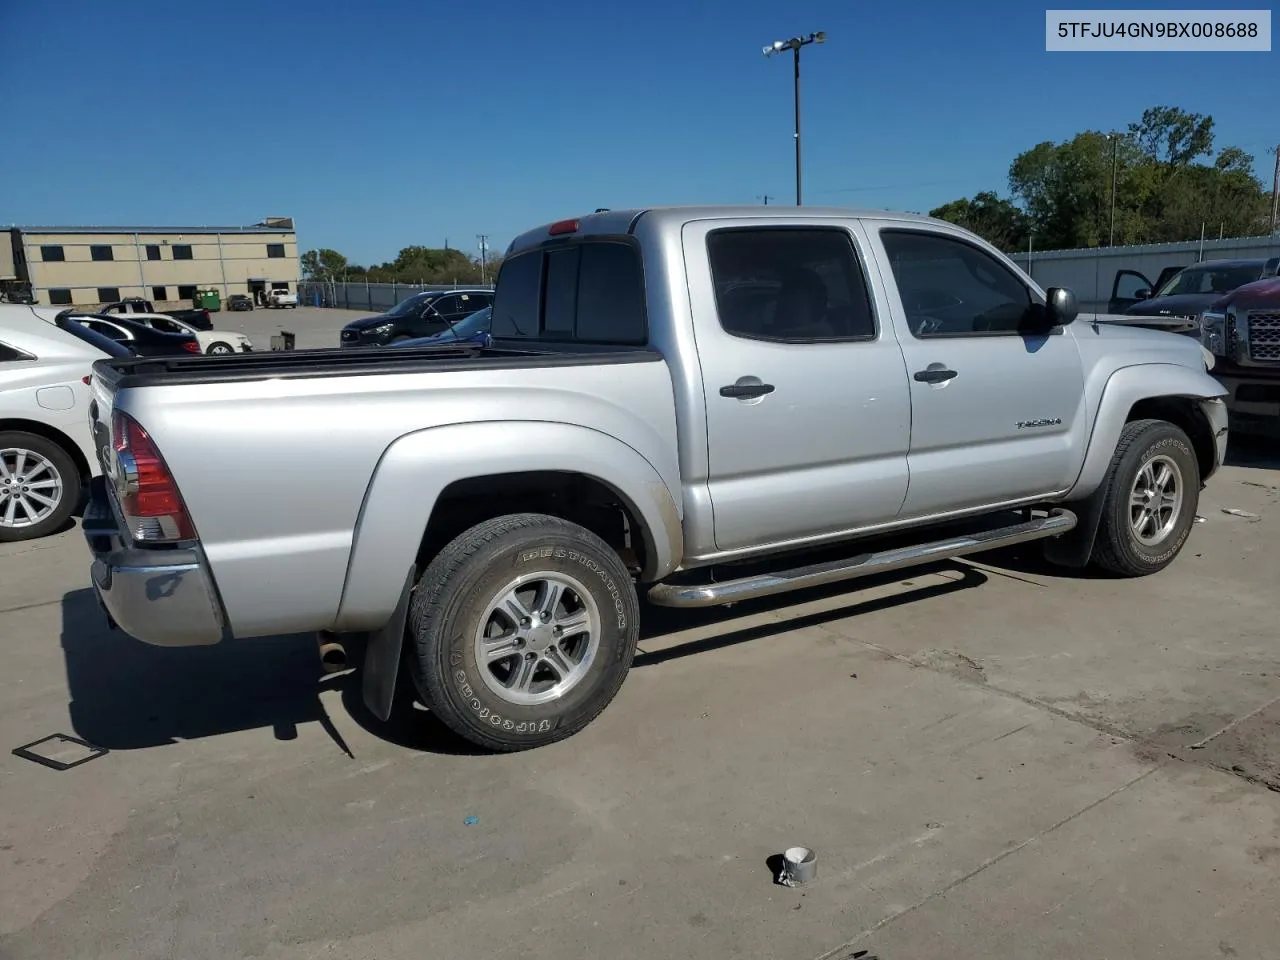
[317,631,348,674]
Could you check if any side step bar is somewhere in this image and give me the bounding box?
[647,509,1078,609]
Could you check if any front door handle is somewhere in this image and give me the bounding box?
[720,381,775,399]
[913,367,958,384]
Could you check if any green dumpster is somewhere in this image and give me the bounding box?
[193,288,222,311]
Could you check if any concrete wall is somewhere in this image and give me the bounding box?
[1005,234,1280,312]
[19,229,301,306]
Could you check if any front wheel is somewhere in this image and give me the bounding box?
[1091,419,1200,576]
[206,341,234,355]
[406,513,639,751]
[0,432,81,542]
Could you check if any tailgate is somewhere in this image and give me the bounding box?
[86,361,120,477]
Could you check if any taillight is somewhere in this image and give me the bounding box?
[548,218,579,236]
[110,410,196,542]
[182,340,200,353]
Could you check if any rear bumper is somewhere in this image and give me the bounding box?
[82,476,224,647]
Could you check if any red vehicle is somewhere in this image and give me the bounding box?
[1197,277,1280,431]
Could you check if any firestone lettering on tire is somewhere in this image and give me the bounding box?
[452,669,554,735]
[516,545,628,630]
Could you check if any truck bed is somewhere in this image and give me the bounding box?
[90,338,680,638]
[93,341,664,388]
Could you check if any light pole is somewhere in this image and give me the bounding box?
[1105,132,1127,247]
[476,234,489,284]
[763,31,826,206]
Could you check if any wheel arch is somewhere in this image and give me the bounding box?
[333,420,683,633]
[1046,365,1222,569]
[0,418,93,482]
[1070,364,1225,499]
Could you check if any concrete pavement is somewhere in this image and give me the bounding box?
[1,441,1278,959]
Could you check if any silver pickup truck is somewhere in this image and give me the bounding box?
[81,206,1228,751]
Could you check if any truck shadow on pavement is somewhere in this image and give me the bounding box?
[1226,433,1280,470]
[60,563,988,757]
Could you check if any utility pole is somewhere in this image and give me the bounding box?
[476,234,490,284]
[1107,133,1122,247]
[1270,144,1279,235]
[758,194,774,205]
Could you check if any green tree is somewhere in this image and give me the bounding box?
[1003,106,1269,249]
[300,248,348,281]
[929,191,1031,250]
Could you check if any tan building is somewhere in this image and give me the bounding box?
[9,219,300,308]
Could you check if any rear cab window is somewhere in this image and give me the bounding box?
[491,240,646,345]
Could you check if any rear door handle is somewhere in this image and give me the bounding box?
[913,367,958,384]
[720,382,775,399]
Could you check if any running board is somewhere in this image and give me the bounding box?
[647,509,1078,609]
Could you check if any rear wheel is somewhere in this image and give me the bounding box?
[0,432,81,542]
[1091,419,1200,576]
[406,513,639,751]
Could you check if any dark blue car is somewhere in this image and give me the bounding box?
[389,306,492,349]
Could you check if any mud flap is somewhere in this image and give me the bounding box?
[1041,487,1106,569]
[361,567,415,723]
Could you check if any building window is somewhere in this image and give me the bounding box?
[146,245,162,261]
[90,245,114,262]
[40,245,65,262]
[267,243,286,258]
[152,286,168,301]
[177,285,197,300]
[173,245,194,260]
[48,289,73,305]
[97,287,121,303]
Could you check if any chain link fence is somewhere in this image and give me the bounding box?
[297,279,495,312]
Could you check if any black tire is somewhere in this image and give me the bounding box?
[406,513,639,752]
[0,431,81,543]
[1091,419,1200,577]
[206,341,234,355]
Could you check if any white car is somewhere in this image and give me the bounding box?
[0,304,107,541]
[110,312,253,355]
[265,288,298,308]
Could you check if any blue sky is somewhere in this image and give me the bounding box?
[0,0,1274,263]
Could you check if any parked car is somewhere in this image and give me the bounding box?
[109,311,253,355]
[101,298,214,331]
[80,205,1226,753]
[340,290,493,347]
[55,312,201,357]
[1196,276,1280,431]
[265,289,298,309]
[0,283,35,305]
[389,305,492,349]
[227,294,255,312]
[1118,258,1280,319]
[0,304,123,541]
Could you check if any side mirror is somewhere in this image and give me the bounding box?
[1135,288,1152,300]
[1044,287,1078,328]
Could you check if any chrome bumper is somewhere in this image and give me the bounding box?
[1198,397,1229,478]
[82,476,224,647]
